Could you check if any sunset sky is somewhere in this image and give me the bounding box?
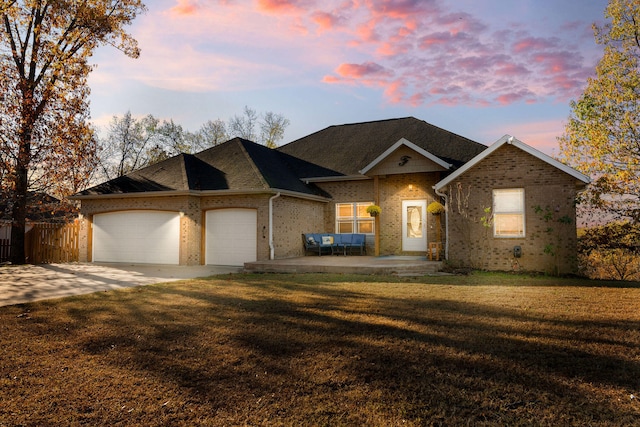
[88,0,609,155]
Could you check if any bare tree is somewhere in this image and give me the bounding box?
[196,119,228,148]
[97,112,158,180]
[228,106,290,147]
[229,106,258,141]
[261,112,290,148]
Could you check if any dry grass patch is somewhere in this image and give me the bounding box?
[1,272,639,426]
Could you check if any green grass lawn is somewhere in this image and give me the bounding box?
[1,272,639,426]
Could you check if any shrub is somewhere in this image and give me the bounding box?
[578,221,640,280]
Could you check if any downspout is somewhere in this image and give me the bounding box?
[269,192,281,260]
[434,187,449,261]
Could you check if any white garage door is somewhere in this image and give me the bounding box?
[93,211,180,264]
[206,209,257,266]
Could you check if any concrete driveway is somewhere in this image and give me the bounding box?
[0,263,242,307]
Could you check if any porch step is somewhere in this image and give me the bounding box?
[243,256,443,276]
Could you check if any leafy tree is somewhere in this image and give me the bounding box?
[0,0,146,264]
[578,221,640,280]
[558,0,640,221]
[578,221,640,253]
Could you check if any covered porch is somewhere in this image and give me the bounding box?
[244,256,443,276]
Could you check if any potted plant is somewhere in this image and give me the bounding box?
[427,201,445,215]
[427,201,445,243]
[366,204,381,217]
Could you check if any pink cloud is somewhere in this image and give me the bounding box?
[157,0,600,109]
[495,62,530,77]
[407,92,426,106]
[335,61,392,78]
[312,11,342,30]
[533,51,582,75]
[383,80,406,103]
[496,92,528,105]
[506,120,567,154]
[513,36,558,53]
[376,42,397,56]
[365,0,438,20]
[257,0,311,13]
[321,75,342,84]
[439,12,487,35]
[355,18,379,43]
[170,0,200,15]
[429,85,462,96]
[419,32,452,48]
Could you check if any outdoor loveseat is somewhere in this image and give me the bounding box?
[302,233,366,256]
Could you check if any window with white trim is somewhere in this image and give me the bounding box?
[493,189,525,237]
[336,202,375,234]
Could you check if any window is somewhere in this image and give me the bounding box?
[336,202,375,234]
[493,189,525,237]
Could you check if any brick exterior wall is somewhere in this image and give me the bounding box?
[316,180,376,253]
[317,173,445,255]
[271,195,327,258]
[79,195,200,265]
[78,193,329,265]
[200,194,271,263]
[77,143,582,272]
[80,194,275,265]
[377,173,443,255]
[443,144,582,275]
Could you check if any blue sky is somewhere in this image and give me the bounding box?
[88,0,609,155]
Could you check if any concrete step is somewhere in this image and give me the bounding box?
[243,257,443,275]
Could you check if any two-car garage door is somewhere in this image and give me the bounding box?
[93,211,181,264]
[92,209,257,266]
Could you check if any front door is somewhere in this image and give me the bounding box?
[402,200,427,252]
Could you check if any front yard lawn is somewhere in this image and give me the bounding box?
[1,272,639,426]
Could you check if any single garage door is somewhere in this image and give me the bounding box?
[206,209,257,266]
[93,211,180,264]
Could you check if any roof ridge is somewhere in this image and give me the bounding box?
[178,153,190,191]
[328,116,415,128]
[279,117,416,149]
[234,138,271,190]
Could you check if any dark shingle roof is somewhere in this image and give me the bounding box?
[277,117,487,176]
[78,138,331,198]
[77,118,487,198]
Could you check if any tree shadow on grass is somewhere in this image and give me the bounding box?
[12,277,640,425]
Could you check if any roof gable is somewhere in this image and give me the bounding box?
[434,135,591,191]
[360,138,452,175]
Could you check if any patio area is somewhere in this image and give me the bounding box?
[244,256,443,276]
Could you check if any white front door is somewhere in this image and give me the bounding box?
[402,200,427,252]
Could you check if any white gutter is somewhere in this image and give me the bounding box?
[269,192,281,260]
[70,188,331,202]
[434,187,449,261]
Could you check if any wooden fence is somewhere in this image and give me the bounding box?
[0,222,80,264]
[0,238,9,262]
